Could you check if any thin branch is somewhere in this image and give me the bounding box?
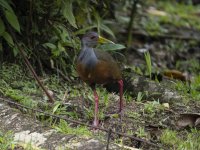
[106,128,112,150]
[7,27,54,103]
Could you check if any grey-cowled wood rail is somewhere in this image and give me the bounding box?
[76,31,123,127]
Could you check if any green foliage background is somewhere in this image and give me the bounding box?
[0,0,127,75]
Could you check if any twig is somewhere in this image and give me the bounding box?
[0,97,165,149]
[54,68,72,82]
[106,128,112,150]
[7,27,54,103]
[62,90,68,101]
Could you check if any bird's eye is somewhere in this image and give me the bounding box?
[90,36,96,39]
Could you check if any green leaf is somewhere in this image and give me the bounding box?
[74,25,96,35]
[58,42,65,52]
[42,43,57,49]
[0,18,5,35]
[93,11,101,33]
[5,10,20,32]
[2,31,14,46]
[13,46,19,56]
[52,102,61,114]
[62,0,77,28]
[0,0,13,12]
[98,43,126,51]
[100,24,115,38]
[144,52,152,78]
[0,43,2,52]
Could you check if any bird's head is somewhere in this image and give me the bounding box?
[82,31,114,48]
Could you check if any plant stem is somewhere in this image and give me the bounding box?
[127,0,139,47]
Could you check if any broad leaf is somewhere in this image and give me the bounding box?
[2,31,14,46]
[57,42,65,52]
[93,11,101,33]
[0,0,13,12]
[100,24,115,38]
[98,43,126,51]
[13,46,19,56]
[52,102,61,114]
[62,0,77,28]
[0,17,5,35]
[5,10,20,32]
[43,43,57,49]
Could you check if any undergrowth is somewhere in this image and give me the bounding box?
[161,129,200,150]
[0,130,15,150]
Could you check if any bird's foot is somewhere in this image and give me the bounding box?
[118,109,124,123]
[91,120,99,132]
[93,120,99,127]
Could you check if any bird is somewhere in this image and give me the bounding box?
[76,31,123,127]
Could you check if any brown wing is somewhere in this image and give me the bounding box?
[76,49,122,84]
[94,49,115,63]
[90,59,121,84]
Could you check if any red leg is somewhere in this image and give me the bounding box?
[118,80,123,112]
[93,89,99,127]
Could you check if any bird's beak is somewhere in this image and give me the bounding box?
[98,36,114,44]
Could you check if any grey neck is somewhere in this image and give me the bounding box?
[78,43,98,69]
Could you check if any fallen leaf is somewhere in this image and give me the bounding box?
[195,117,200,126]
[147,7,167,16]
[162,103,169,109]
[176,113,200,129]
[164,70,186,81]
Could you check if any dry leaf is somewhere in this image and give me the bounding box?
[147,7,167,16]
[195,117,200,126]
[176,113,200,129]
[164,70,186,81]
[162,103,169,109]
